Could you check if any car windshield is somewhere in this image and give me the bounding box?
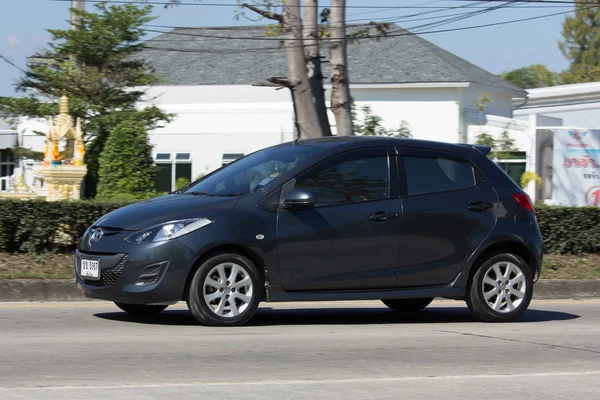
[183,145,326,196]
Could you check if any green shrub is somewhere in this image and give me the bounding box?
[536,205,600,255]
[0,200,130,253]
[0,201,598,255]
[97,120,156,200]
[175,177,191,190]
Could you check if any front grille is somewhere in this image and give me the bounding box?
[82,255,129,287]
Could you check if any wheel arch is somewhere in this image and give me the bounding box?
[466,240,540,286]
[182,244,267,302]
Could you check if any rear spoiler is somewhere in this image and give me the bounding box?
[458,144,491,156]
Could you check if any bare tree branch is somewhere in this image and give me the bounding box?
[241,3,283,22]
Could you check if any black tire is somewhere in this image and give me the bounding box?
[114,302,168,316]
[466,253,533,322]
[187,253,262,326]
[382,298,434,312]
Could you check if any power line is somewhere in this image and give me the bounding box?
[142,4,595,53]
[0,55,26,73]
[49,0,600,9]
[346,1,444,19]
[141,0,574,42]
[460,0,597,4]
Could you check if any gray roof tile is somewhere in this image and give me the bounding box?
[140,25,523,93]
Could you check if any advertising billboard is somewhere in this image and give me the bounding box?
[552,129,600,207]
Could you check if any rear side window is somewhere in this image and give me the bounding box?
[403,156,475,196]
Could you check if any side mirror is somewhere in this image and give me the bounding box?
[282,188,317,209]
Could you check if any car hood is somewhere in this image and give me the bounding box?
[93,194,240,231]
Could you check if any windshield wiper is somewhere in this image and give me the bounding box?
[185,191,221,197]
[186,191,245,197]
[218,193,245,197]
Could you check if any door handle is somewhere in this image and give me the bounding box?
[468,201,493,212]
[369,211,398,222]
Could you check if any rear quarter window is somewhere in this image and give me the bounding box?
[404,156,476,196]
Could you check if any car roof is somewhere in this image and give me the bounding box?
[291,136,489,155]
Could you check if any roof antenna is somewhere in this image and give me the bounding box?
[293,137,300,145]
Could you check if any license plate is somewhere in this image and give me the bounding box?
[80,259,100,280]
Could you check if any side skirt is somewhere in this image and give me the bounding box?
[265,272,469,302]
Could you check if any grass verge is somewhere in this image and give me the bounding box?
[0,252,599,280]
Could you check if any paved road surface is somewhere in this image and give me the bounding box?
[1,300,599,399]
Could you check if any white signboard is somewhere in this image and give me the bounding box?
[552,129,600,207]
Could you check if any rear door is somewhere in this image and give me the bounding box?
[395,148,497,287]
[276,147,402,291]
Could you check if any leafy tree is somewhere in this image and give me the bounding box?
[0,3,171,197]
[499,64,558,89]
[559,1,600,83]
[97,120,155,200]
[475,130,518,160]
[352,101,412,138]
[473,93,494,125]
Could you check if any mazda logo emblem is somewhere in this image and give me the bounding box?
[90,228,104,242]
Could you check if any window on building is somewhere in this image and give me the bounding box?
[404,156,475,196]
[496,152,527,187]
[296,156,390,207]
[154,152,193,192]
[222,153,245,166]
[0,149,15,191]
[155,153,171,161]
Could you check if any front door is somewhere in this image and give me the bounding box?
[276,148,402,291]
[396,148,497,287]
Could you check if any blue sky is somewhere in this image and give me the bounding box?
[0,0,574,96]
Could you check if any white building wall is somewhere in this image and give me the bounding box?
[460,83,518,126]
[143,84,468,175]
[513,82,600,129]
[349,86,461,143]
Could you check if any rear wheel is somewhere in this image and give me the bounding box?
[466,253,533,322]
[382,298,434,312]
[114,303,168,316]
[187,253,262,326]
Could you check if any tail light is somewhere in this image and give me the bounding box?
[513,193,535,213]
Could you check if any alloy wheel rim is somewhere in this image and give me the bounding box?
[482,261,527,313]
[203,262,253,318]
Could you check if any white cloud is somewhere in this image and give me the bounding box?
[4,34,20,47]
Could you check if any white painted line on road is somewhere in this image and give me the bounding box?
[3,370,600,392]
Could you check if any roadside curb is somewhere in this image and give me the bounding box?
[533,279,600,299]
[0,279,599,302]
[0,279,86,302]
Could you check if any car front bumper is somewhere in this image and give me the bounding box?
[75,239,198,305]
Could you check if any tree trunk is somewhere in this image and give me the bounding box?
[303,0,332,137]
[329,0,353,136]
[281,0,322,139]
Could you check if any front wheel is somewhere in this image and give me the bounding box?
[114,303,168,316]
[187,253,262,326]
[382,298,433,312]
[466,253,533,322]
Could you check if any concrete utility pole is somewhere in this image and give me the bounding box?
[71,0,85,30]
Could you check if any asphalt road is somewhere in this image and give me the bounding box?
[1,300,599,400]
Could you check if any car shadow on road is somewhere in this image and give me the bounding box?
[93,305,580,326]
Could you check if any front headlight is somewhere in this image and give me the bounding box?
[125,218,213,244]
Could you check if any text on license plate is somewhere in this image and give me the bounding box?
[80,259,100,279]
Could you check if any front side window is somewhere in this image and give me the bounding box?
[185,145,326,196]
[404,156,475,196]
[296,156,390,206]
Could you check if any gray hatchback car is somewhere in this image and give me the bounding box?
[76,137,542,326]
